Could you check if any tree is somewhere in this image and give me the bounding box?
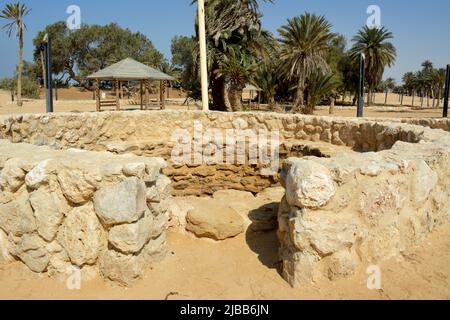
[350,26,396,106]
[305,72,339,113]
[216,49,258,111]
[171,35,201,101]
[0,2,31,106]
[32,22,165,88]
[193,0,272,111]
[278,13,335,114]
[382,77,396,105]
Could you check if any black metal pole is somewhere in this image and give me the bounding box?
[357,53,365,117]
[443,64,449,118]
[44,36,54,113]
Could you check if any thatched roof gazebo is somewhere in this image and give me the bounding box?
[87,58,175,111]
[243,84,262,110]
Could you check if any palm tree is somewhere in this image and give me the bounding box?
[255,63,278,107]
[216,49,258,111]
[193,0,272,111]
[305,72,339,114]
[278,13,335,114]
[0,2,30,107]
[350,26,396,106]
[382,77,396,105]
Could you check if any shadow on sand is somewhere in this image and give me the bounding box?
[245,203,282,271]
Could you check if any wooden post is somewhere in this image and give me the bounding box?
[258,91,261,110]
[96,79,100,112]
[160,80,166,110]
[120,81,123,99]
[115,80,120,111]
[140,80,144,110]
[145,80,149,110]
[198,0,209,112]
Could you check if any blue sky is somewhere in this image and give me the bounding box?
[0,0,449,82]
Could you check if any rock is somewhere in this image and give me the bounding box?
[248,203,279,232]
[141,232,167,264]
[94,177,147,226]
[25,159,55,189]
[57,203,105,266]
[290,211,361,257]
[123,162,146,178]
[57,169,97,204]
[146,175,172,203]
[0,190,37,236]
[283,159,336,209]
[281,251,319,288]
[412,160,438,203]
[0,229,13,264]
[99,249,145,287]
[186,206,245,240]
[29,185,69,241]
[327,250,357,281]
[108,210,166,254]
[0,159,26,192]
[9,233,50,273]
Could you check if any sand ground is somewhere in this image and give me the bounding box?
[0,89,446,118]
[0,191,449,300]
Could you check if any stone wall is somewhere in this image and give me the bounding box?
[278,126,450,287]
[0,140,170,286]
[0,111,430,196]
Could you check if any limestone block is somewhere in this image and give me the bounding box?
[94,177,147,226]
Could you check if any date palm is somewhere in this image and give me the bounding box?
[1,2,31,107]
[278,13,335,114]
[350,26,396,106]
[216,49,258,111]
[305,72,339,114]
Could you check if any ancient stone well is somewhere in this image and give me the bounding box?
[0,111,449,287]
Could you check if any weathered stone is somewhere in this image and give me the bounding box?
[284,159,336,209]
[327,250,357,281]
[29,185,69,241]
[141,232,167,264]
[0,229,13,264]
[146,175,172,203]
[0,190,37,236]
[412,160,438,203]
[0,159,26,192]
[186,206,245,240]
[94,177,147,226]
[123,162,146,178]
[290,212,361,257]
[57,203,105,266]
[281,251,319,288]
[248,203,279,232]
[57,169,97,204]
[9,233,50,273]
[109,210,166,254]
[25,159,55,189]
[99,249,145,287]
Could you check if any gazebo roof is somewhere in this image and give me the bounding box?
[243,84,262,92]
[87,58,175,81]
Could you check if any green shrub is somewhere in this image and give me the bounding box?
[0,77,40,99]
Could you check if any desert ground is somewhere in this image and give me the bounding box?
[0,188,449,300]
[0,89,446,118]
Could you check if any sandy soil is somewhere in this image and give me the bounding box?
[1,190,449,300]
[0,89,446,118]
